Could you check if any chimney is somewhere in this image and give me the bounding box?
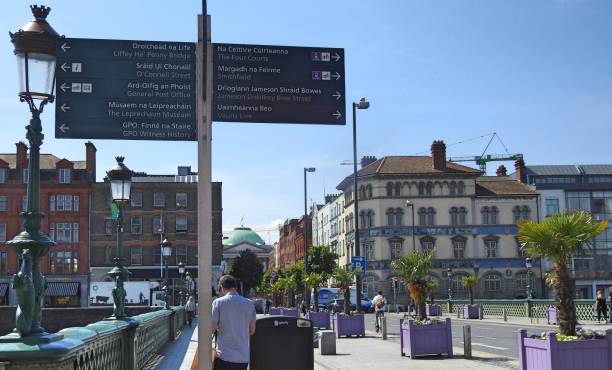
[360,156,377,168]
[15,142,27,171]
[496,165,507,177]
[515,158,526,183]
[85,141,97,182]
[431,140,446,171]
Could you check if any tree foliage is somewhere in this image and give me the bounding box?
[333,267,355,314]
[305,272,324,311]
[229,250,263,295]
[390,249,434,320]
[307,245,338,278]
[461,276,480,306]
[518,210,607,336]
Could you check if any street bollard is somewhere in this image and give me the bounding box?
[381,317,387,340]
[463,325,472,359]
[457,308,461,319]
[503,308,507,322]
[478,305,484,320]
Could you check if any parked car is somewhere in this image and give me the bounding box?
[312,288,340,309]
[328,298,345,313]
[326,294,373,313]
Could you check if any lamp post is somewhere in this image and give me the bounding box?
[405,200,416,251]
[106,156,133,320]
[352,98,370,314]
[162,238,172,309]
[303,166,315,309]
[447,267,453,301]
[525,257,534,300]
[178,261,186,306]
[2,5,60,342]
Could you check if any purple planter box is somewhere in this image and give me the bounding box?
[307,311,331,329]
[463,305,480,319]
[281,308,299,317]
[332,314,365,338]
[268,307,282,315]
[518,329,612,370]
[546,306,557,325]
[426,304,442,316]
[400,318,453,358]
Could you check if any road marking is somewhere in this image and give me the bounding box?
[470,342,509,351]
[475,335,498,340]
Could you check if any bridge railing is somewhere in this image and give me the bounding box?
[0,306,186,370]
[442,299,597,321]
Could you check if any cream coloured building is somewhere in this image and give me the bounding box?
[332,141,540,302]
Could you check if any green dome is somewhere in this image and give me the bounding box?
[222,227,266,246]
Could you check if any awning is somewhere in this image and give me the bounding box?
[45,282,80,297]
[0,283,8,296]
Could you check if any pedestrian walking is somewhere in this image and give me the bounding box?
[372,291,387,333]
[212,275,256,370]
[595,290,608,324]
[608,287,612,323]
[265,298,272,314]
[185,296,196,327]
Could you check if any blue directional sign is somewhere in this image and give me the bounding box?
[212,43,346,125]
[55,38,197,141]
[351,256,366,275]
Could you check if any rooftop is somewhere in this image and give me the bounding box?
[524,164,612,176]
[0,154,86,170]
[475,176,536,196]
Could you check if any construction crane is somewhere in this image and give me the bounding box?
[447,132,523,173]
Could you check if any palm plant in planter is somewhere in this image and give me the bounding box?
[305,272,330,328]
[425,281,441,316]
[330,267,364,337]
[333,267,354,315]
[516,211,610,370]
[461,276,481,319]
[390,249,434,320]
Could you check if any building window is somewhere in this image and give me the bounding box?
[367,185,373,199]
[457,182,465,195]
[449,182,457,196]
[451,275,467,293]
[387,208,395,226]
[490,206,498,224]
[153,216,164,234]
[0,251,6,274]
[49,251,79,273]
[359,185,366,200]
[130,247,143,265]
[420,236,435,253]
[58,168,71,184]
[50,195,79,212]
[176,215,188,233]
[545,198,559,217]
[515,272,528,291]
[154,193,165,207]
[131,192,143,207]
[450,207,458,225]
[481,207,490,225]
[389,239,403,257]
[427,207,436,225]
[484,238,498,258]
[418,182,425,196]
[176,193,188,208]
[386,182,393,197]
[131,216,142,234]
[513,206,531,222]
[484,273,501,291]
[394,208,404,226]
[458,207,467,224]
[23,169,28,184]
[104,219,113,235]
[0,196,6,211]
[0,224,6,242]
[50,223,79,243]
[367,210,375,228]
[365,243,375,261]
[452,237,466,259]
[176,245,187,264]
[394,182,401,197]
[153,246,162,265]
[418,207,426,226]
[425,182,433,196]
[0,168,6,184]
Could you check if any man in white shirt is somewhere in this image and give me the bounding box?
[372,291,387,333]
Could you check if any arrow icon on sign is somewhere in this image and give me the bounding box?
[61,63,70,72]
[61,43,71,52]
[333,52,341,62]
[59,123,70,133]
[333,91,342,100]
[60,83,70,92]
[333,72,342,81]
[60,103,71,113]
[333,110,342,120]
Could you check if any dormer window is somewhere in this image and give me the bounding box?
[59,168,71,184]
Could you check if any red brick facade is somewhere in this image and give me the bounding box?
[276,216,311,270]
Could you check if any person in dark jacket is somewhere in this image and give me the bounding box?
[596,290,608,323]
[608,287,612,323]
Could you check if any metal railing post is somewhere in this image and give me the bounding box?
[463,325,472,359]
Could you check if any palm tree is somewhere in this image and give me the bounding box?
[333,267,355,314]
[274,276,298,308]
[305,272,324,312]
[426,281,439,304]
[390,249,434,320]
[461,276,480,306]
[518,210,607,336]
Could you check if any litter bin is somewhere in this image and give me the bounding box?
[250,316,314,370]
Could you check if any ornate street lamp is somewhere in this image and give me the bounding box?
[525,257,534,300]
[447,267,453,301]
[303,166,315,309]
[1,5,60,343]
[106,156,133,320]
[178,261,186,306]
[161,238,172,309]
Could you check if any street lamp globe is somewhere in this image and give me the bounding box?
[106,157,132,203]
[10,5,59,102]
[178,261,185,276]
[525,257,533,269]
[356,97,370,110]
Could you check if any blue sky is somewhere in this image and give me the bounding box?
[2,1,612,243]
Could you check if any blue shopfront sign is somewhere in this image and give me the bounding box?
[351,256,366,275]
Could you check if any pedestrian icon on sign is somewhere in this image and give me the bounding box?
[311,52,321,61]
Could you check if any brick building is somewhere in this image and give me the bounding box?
[89,165,222,304]
[0,142,96,307]
[276,216,311,270]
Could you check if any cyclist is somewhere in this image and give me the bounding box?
[372,291,387,333]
